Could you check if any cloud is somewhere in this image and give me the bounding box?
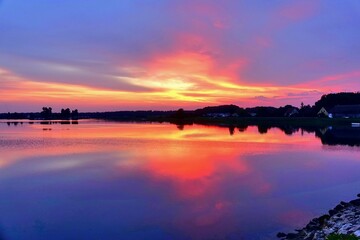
[0,0,359,111]
[277,1,319,22]
[254,96,272,101]
[297,71,360,94]
[287,90,322,97]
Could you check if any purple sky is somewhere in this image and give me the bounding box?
[0,0,359,112]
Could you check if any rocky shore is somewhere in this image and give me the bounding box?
[278,195,360,239]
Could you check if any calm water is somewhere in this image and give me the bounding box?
[0,120,360,240]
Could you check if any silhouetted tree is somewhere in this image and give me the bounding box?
[314,92,360,111]
[176,124,184,130]
[299,104,315,117]
[229,126,235,135]
[5,112,25,119]
[41,107,52,120]
[60,108,71,119]
[238,125,248,132]
[174,108,185,119]
[258,125,270,134]
[246,106,278,117]
[194,104,242,116]
[71,109,79,120]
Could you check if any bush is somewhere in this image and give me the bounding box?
[327,233,359,240]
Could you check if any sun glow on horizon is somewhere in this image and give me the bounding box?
[0,64,339,112]
[0,49,332,112]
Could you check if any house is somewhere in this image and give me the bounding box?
[317,107,329,118]
[328,105,360,118]
[284,108,299,117]
[205,113,231,118]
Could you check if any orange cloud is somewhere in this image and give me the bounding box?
[0,46,334,112]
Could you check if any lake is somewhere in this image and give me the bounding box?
[0,120,359,240]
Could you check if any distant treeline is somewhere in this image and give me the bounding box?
[171,92,360,119]
[0,107,79,120]
[1,92,360,120]
[314,92,360,110]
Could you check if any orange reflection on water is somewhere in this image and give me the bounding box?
[0,122,320,172]
[2,121,360,239]
[25,121,318,144]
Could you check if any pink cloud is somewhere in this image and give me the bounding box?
[298,70,360,92]
[278,1,319,22]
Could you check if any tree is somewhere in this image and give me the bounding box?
[60,108,71,119]
[174,108,185,119]
[229,126,235,135]
[314,92,360,110]
[41,107,52,120]
[299,104,315,117]
[71,109,79,120]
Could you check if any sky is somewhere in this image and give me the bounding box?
[0,0,359,112]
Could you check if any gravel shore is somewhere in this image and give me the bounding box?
[278,195,360,239]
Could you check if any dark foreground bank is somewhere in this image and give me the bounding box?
[278,195,360,239]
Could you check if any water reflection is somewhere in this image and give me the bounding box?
[317,127,360,147]
[6,122,23,126]
[0,121,359,239]
[2,119,360,147]
[220,124,360,147]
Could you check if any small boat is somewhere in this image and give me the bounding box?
[351,123,360,127]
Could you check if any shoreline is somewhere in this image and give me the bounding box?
[1,116,360,127]
[162,117,360,128]
[278,195,360,239]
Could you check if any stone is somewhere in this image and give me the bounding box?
[350,199,360,206]
[279,195,360,239]
[334,204,344,211]
[329,209,336,216]
[285,233,298,239]
[318,214,330,224]
[354,229,360,237]
[277,232,287,238]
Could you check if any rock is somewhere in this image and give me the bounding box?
[354,229,360,237]
[305,232,315,240]
[334,204,344,211]
[329,209,336,216]
[277,232,287,238]
[323,227,335,235]
[279,195,360,239]
[305,223,319,232]
[285,233,299,239]
[318,214,330,224]
[350,199,360,206]
[338,223,353,234]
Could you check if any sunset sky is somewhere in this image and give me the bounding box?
[0,0,359,112]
